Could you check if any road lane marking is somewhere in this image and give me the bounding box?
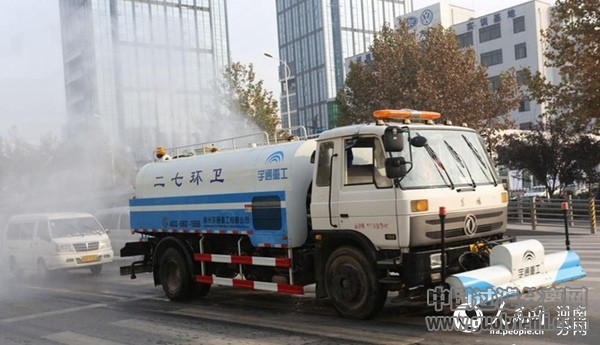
[111,319,322,345]
[111,319,204,339]
[43,331,125,345]
[171,307,424,345]
[1,303,106,323]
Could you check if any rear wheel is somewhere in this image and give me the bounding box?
[159,248,194,301]
[325,246,387,319]
[9,256,23,279]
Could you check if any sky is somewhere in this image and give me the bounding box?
[0,0,553,144]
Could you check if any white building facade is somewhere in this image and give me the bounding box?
[399,0,556,129]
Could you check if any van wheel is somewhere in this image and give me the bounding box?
[37,259,49,279]
[9,257,23,279]
[325,246,387,319]
[90,265,103,275]
[159,248,194,301]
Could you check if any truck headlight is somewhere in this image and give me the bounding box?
[430,252,442,270]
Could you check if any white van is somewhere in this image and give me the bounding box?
[2,213,114,276]
[95,207,143,256]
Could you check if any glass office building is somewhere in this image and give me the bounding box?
[275,0,412,133]
[59,0,230,160]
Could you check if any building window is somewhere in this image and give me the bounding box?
[513,16,525,33]
[518,97,531,112]
[488,75,500,91]
[515,42,527,60]
[480,49,503,67]
[479,23,501,43]
[516,69,526,84]
[519,121,534,130]
[456,31,473,48]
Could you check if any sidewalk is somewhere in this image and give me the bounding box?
[507,221,597,237]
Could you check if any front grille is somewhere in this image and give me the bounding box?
[425,211,504,225]
[73,241,99,252]
[425,222,500,239]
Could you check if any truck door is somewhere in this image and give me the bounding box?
[336,136,399,248]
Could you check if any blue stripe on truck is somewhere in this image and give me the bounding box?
[130,191,286,207]
[129,191,289,246]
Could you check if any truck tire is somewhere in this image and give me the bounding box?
[159,247,194,301]
[325,246,387,319]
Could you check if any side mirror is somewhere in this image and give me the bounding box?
[383,126,404,152]
[385,157,407,178]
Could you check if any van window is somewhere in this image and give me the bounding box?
[119,214,130,229]
[50,217,104,238]
[7,222,35,240]
[36,222,52,241]
[97,214,119,229]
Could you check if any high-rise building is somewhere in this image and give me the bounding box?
[59,0,230,159]
[275,0,413,134]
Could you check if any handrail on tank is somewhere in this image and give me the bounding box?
[165,132,271,158]
[273,126,309,143]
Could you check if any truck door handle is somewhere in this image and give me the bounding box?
[340,213,349,218]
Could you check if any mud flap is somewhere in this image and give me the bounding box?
[446,239,586,305]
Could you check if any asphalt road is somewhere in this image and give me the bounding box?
[0,230,596,345]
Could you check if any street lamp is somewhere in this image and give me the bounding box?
[264,52,291,132]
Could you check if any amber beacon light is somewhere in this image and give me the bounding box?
[373,109,441,121]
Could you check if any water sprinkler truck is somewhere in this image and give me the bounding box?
[120,109,585,319]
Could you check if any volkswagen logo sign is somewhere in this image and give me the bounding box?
[420,9,434,26]
[463,214,477,236]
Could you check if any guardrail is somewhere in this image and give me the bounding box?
[508,196,598,234]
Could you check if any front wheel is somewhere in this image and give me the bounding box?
[325,246,387,319]
[37,259,49,279]
[159,248,194,301]
[90,265,102,275]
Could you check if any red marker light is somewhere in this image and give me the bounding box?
[561,202,568,210]
[439,207,446,216]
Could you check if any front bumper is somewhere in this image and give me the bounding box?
[45,249,114,270]
[401,236,513,289]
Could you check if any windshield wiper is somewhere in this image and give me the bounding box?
[423,142,455,190]
[461,134,497,186]
[444,140,476,191]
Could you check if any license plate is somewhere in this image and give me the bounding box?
[81,255,99,263]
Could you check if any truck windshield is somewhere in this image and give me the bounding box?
[50,217,106,238]
[398,129,498,190]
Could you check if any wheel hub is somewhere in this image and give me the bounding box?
[332,266,360,302]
